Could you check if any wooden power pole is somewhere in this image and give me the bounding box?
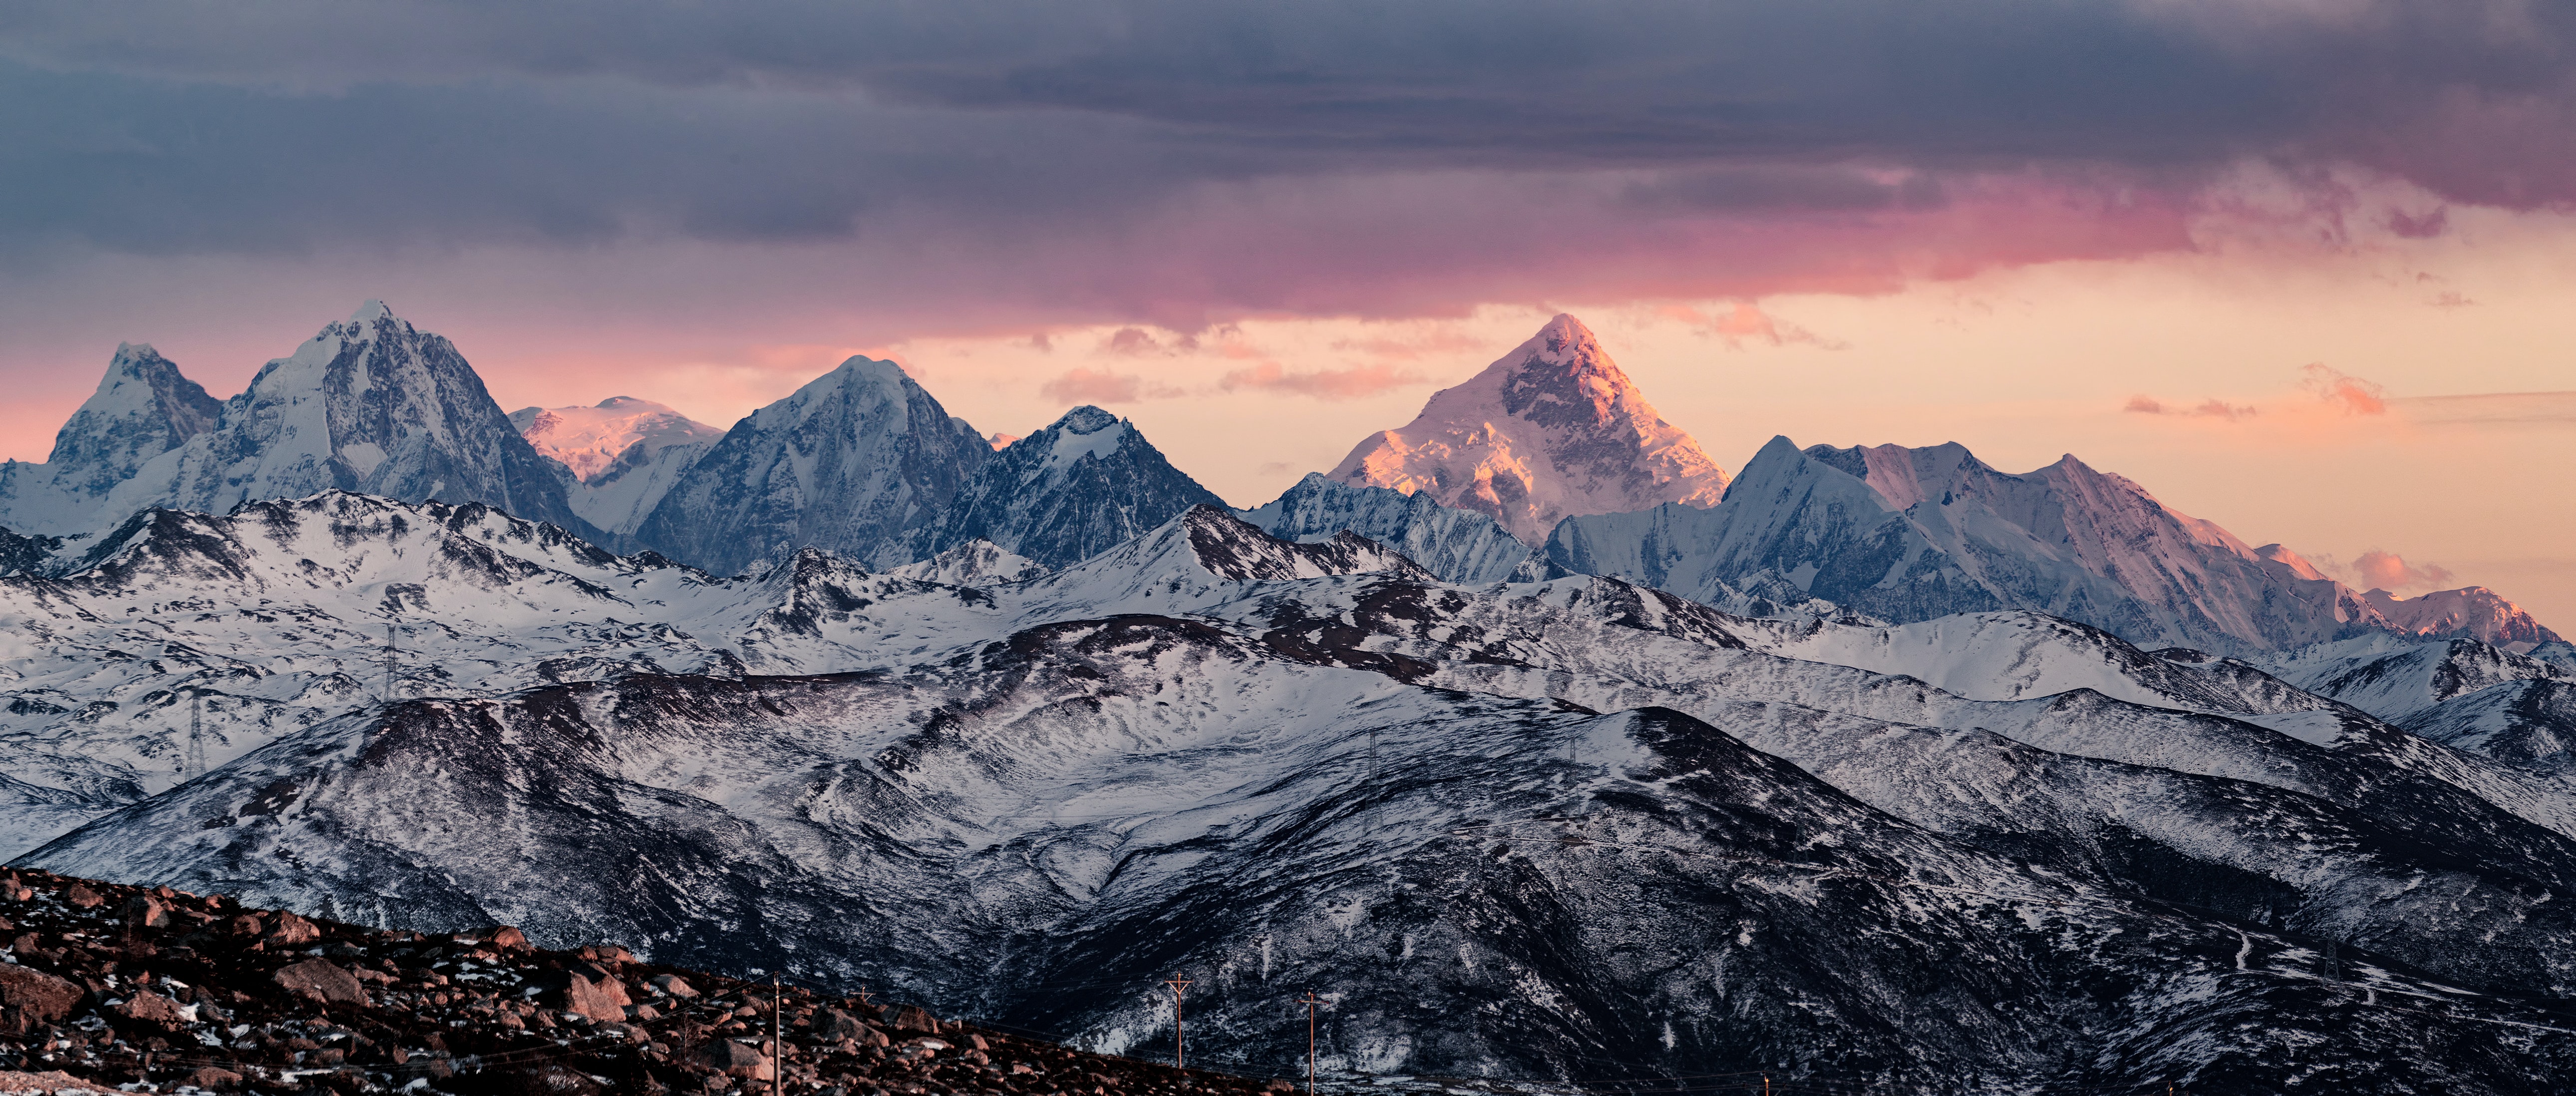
[1298,992,1321,1096]
[1164,976,1193,1068]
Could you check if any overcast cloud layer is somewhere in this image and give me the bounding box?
[3,0,2574,330]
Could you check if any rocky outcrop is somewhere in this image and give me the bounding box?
[634,356,991,573]
[1236,472,1534,583]
[0,868,1288,1096]
[917,406,1226,569]
[1548,435,2411,655]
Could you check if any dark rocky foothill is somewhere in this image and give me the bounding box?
[0,870,1286,1096]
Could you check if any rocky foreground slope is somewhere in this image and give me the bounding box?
[0,868,1283,1096]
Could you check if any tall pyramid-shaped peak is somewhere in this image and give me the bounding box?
[1326,314,1728,544]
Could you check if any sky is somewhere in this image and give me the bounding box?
[0,0,2570,624]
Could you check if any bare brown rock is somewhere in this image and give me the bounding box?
[123,894,170,929]
[63,884,103,908]
[0,966,82,1023]
[894,1004,940,1033]
[264,910,321,946]
[270,958,369,1006]
[187,1065,246,1090]
[534,960,632,1023]
[701,1038,776,1080]
[652,973,699,998]
[114,988,188,1028]
[475,925,532,952]
[0,1070,89,1093]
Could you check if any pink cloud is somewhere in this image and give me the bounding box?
[2300,364,2388,415]
[1037,367,1182,404]
[2123,395,2255,421]
[1658,302,1846,349]
[2352,549,2454,591]
[1218,361,1425,400]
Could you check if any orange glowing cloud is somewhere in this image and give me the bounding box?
[2300,364,2389,415]
[1218,361,1427,401]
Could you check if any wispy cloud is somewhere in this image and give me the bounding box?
[1218,362,1426,400]
[2300,364,2389,415]
[1038,367,1184,404]
[2122,395,2256,421]
[1660,302,1847,350]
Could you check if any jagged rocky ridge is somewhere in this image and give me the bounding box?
[5,496,2575,1091]
[1544,434,2558,656]
[918,407,1227,570]
[0,303,605,548]
[0,867,1264,1096]
[629,356,994,574]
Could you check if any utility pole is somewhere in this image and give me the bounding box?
[384,621,398,703]
[1164,976,1192,1069]
[1298,993,1321,1096]
[183,693,207,782]
[773,974,784,1096]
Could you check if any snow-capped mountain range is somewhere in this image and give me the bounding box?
[7,497,2576,1089]
[3,301,2573,1089]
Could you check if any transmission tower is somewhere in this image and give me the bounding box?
[183,693,208,782]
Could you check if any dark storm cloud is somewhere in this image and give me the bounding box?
[0,0,2570,271]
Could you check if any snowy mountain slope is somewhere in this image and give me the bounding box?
[511,396,726,536]
[25,621,2574,1091]
[1327,315,1729,544]
[633,356,993,574]
[2365,585,2565,649]
[918,407,1227,569]
[2397,678,2576,770]
[890,540,1049,586]
[0,491,1046,855]
[9,495,2576,1087]
[2271,636,2571,724]
[47,303,610,544]
[1186,573,2576,993]
[0,343,225,535]
[1546,435,2422,656]
[2263,635,2576,775]
[1237,473,1536,584]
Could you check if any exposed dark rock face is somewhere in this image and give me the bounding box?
[1237,473,1534,583]
[634,356,992,574]
[919,406,1226,569]
[1549,436,2408,655]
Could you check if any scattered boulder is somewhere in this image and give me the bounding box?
[270,958,369,1006]
[0,1070,89,1094]
[114,988,188,1028]
[701,1039,777,1080]
[62,884,103,909]
[0,966,82,1023]
[894,1004,940,1033]
[264,910,321,946]
[819,1008,892,1047]
[187,1065,246,1090]
[651,973,699,998]
[476,925,532,952]
[123,894,170,929]
[532,960,632,1023]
